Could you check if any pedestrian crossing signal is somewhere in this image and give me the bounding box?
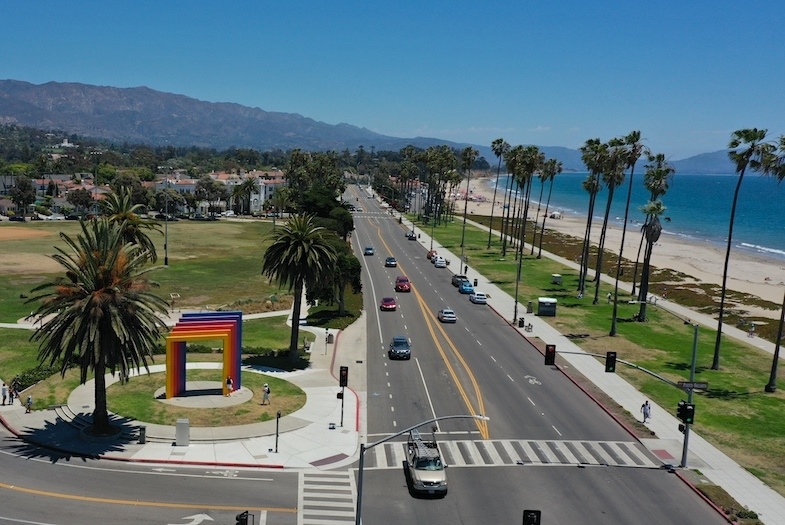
[677,401,695,424]
[544,344,556,366]
[605,351,617,373]
[339,366,349,387]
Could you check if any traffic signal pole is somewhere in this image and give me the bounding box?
[680,323,699,468]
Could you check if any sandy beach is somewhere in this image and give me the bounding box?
[460,174,785,320]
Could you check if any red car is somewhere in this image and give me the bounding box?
[380,297,397,311]
[395,276,411,292]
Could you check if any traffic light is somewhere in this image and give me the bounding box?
[678,423,686,433]
[676,401,695,424]
[236,510,249,525]
[523,509,542,525]
[605,351,617,373]
[339,365,349,387]
[544,344,556,366]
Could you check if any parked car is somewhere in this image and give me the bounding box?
[433,256,447,268]
[395,276,411,292]
[469,292,488,304]
[385,257,398,267]
[388,336,412,360]
[458,281,475,294]
[405,231,417,240]
[364,246,375,256]
[437,308,457,323]
[380,297,397,311]
[9,215,25,222]
[426,250,438,260]
[451,274,468,287]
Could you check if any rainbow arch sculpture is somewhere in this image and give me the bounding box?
[165,311,243,399]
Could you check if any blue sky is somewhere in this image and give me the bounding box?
[1,1,783,160]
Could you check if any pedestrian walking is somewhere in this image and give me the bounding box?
[262,383,271,405]
[607,292,612,303]
[8,385,14,405]
[25,395,32,413]
[225,376,233,396]
[1,383,7,405]
[641,400,651,423]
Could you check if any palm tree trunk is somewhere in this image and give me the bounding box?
[531,181,546,255]
[765,288,785,392]
[631,229,646,296]
[713,169,746,369]
[578,192,597,295]
[637,240,654,321]
[611,170,636,336]
[92,360,111,433]
[501,173,515,256]
[593,185,616,304]
[289,281,304,362]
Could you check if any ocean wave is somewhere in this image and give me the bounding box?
[739,243,785,259]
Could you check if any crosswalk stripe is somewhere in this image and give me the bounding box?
[300,471,356,525]
[363,440,660,471]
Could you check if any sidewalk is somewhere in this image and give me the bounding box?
[0,306,364,471]
[409,214,785,524]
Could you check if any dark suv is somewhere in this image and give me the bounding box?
[451,274,469,287]
[388,336,412,360]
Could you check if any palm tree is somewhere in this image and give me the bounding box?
[27,218,169,435]
[460,147,478,263]
[764,136,785,392]
[636,199,666,323]
[501,146,523,256]
[101,189,162,262]
[632,153,672,295]
[537,159,562,258]
[610,131,646,335]
[488,139,510,248]
[261,214,337,362]
[577,140,605,296]
[713,129,776,369]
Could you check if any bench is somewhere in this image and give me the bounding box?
[525,323,533,332]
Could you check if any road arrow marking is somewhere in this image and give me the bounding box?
[168,513,214,525]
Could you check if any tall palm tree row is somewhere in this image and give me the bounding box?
[501,145,524,256]
[28,218,170,435]
[488,139,511,248]
[261,214,338,363]
[713,129,777,369]
[459,147,478,262]
[610,131,646,336]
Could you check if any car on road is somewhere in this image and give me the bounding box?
[426,249,438,260]
[437,308,457,323]
[451,274,468,287]
[385,256,397,267]
[364,246,375,256]
[433,256,447,268]
[458,281,474,294]
[405,231,417,240]
[388,336,412,360]
[395,276,411,292]
[380,297,397,311]
[469,292,488,304]
[9,215,25,222]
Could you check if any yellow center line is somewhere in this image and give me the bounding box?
[0,481,297,513]
[372,222,489,439]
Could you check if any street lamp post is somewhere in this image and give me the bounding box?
[355,414,488,525]
[164,177,169,266]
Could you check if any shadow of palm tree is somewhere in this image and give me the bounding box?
[6,414,137,463]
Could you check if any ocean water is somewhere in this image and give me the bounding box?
[490,172,785,262]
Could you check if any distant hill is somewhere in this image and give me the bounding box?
[0,79,734,173]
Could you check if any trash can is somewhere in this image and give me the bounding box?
[474,278,478,287]
[138,425,146,444]
[398,217,402,224]
[327,333,334,344]
[537,297,558,317]
[518,318,525,328]
[527,301,533,313]
[176,418,190,446]
[551,274,562,285]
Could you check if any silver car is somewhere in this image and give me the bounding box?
[437,308,457,323]
[469,292,487,304]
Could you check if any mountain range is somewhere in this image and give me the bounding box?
[0,80,735,173]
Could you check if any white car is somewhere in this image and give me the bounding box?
[433,256,447,268]
[469,292,487,304]
[437,308,457,323]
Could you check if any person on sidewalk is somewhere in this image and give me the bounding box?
[25,395,32,413]
[225,376,233,396]
[262,383,271,405]
[1,383,6,405]
[641,400,651,423]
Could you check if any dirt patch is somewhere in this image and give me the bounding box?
[0,226,53,241]
[0,227,60,274]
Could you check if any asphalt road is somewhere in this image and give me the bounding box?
[0,425,298,524]
[350,185,726,524]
